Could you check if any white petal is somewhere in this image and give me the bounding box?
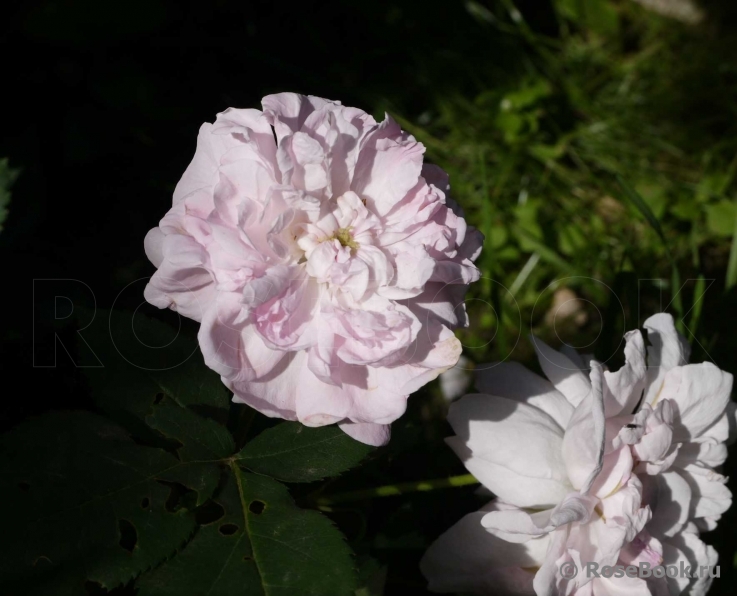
[678,463,732,527]
[589,576,653,596]
[384,245,435,297]
[602,330,646,417]
[598,475,650,543]
[589,445,633,499]
[562,364,606,493]
[632,401,675,467]
[675,440,728,468]
[643,313,690,406]
[559,344,588,371]
[641,471,692,539]
[173,123,237,204]
[475,362,574,429]
[261,93,335,141]
[439,355,474,402]
[661,539,691,595]
[565,515,630,588]
[144,227,165,267]
[447,395,570,508]
[532,526,569,596]
[532,337,592,407]
[421,502,546,595]
[669,528,719,596]
[481,493,595,543]
[699,408,731,444]
[338,421,390,446]
[661,363,733,441]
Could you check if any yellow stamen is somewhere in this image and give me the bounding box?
[334,227,359,249]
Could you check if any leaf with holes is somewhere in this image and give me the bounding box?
[0,411,200,594]
[137,466,358,596]
[235,421,374,483]
[146,398,234,505]
[79,308,231,420]
[147,399,235,462]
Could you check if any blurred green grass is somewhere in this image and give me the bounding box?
[381,0,737,371]
[383,4,737,590]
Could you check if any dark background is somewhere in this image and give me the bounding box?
[0,0,521,417]
[3,0,737,594]
[1,2,538,593]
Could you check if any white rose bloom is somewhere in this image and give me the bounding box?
[422,314,734,596]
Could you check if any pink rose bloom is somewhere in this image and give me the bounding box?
[144,93,482,446]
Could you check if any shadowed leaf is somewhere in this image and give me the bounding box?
[236,422,374,483]
[137,467,358,596]
[0,412,198,593]
[79,309,230,420]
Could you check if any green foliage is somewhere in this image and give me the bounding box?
[556,0,619,36]
[236,422,375,483]
[0,411,197,594]
[0,314,373,595]
[0,158,19,233]
[137,470,357,596]
[706,200,737,237]
[397,0,737,364]
[147,400,235,461]
[80,309,232,419]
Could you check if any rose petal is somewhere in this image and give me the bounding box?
[532,337,592,407]
[447,394,571,508]
[475,361,574,429]
[421,503,546,595]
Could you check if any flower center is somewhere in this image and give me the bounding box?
[333,227,359,250]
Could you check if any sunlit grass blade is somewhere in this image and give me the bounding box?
[513,226,575,274]
[689,275,706,338]
[726,203,737,291]
[314,474,479,506]
[509,252,541,297]
[478,148,495,283]
[670,266,685,332]
[616,174,668,250]
[616,174,684,328]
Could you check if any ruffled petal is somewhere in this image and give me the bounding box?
[447,394,571,508]
[678,463,732,529]
[421,503,546,595]
[602,330,646,417]
[475,361,574,429]
[532,337,592,407]
[198,293,285,383]
[658,363,733,442]
[562,364,606,493]
[352,115,424,217]
[481,493,596,543]
[641,471,692,539]
[261,92,336,141]
[643,313,690,406]
[337,421,390,446]
[144,227,165,268]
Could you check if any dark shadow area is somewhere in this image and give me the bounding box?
[4,1,737,594]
